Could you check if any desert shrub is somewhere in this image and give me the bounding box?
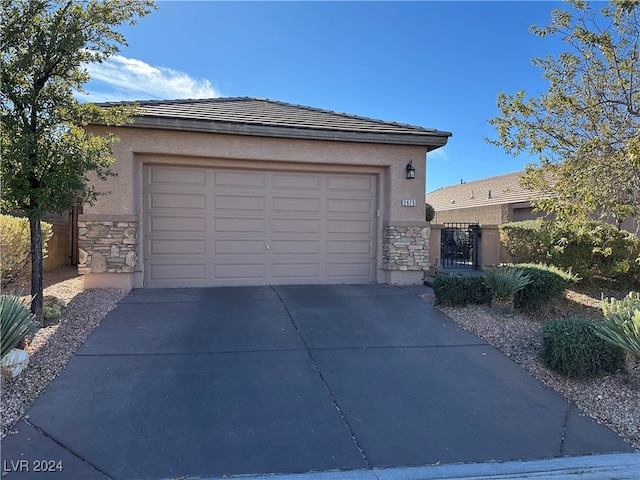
[512,264,578,311]
[500,220,640,285]
[0,215,53,287]
[425,203,435,222]
[483,267,531,303]
[432,273,491,307]
[499,220,551,264]
[43,304,62,320]
[595,292,640,359]
[1,295,36,359]
[540,317,626,378]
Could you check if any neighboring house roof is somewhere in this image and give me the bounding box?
[426,171,550,211]
[93,97,452,149]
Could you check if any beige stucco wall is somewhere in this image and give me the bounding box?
[44,223,70,271]
[433,205,506,225]
[83,126,432,287]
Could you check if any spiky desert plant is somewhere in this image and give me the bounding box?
[483,267,532,303]
[1,294,36,359]
[595,310,640,359]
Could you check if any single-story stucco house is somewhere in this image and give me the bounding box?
[79,97,451,289]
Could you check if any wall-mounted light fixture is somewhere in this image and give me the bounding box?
[405,160,416,179]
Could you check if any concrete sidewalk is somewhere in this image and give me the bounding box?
[1,284,635,479]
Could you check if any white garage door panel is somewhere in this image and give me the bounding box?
[271,240,320,254]
[214,264,265,279]
[273,197,321,212]
[215,218,265,233]
[150,264,206,281]
[214,240,264,254]
[150,165,206,185]
[214,171,266,188]
[144,165,377,286]
[151,216,206,232]
[214,195,265,211]
[274,174,320,189]
[327,219,372,234]
[327,263,373,278]
[150,239,206,255]
[273,218,320,233]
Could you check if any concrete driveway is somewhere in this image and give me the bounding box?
[1,284,635,479]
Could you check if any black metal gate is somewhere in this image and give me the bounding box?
[440,223,480,269]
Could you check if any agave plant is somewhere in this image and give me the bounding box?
[595,309,640,359]
[1,294,36,360]
[483,267,532,303]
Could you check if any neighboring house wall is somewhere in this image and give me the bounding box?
[82,126,436,288]
[426,171,550,269]
[41,213,71,271]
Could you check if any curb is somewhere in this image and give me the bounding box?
[192,453,639,480]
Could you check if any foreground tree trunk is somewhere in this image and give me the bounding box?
[29,216,43,325]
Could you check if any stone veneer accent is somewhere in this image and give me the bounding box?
[77,219,138,274]
[383,224,430,271]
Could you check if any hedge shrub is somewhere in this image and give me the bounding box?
[499,220,551,264]
[432,273,491,307]
[500,220,640,284]
[0,215,53,287]
[540,317,626,378]
[425,203,435,222]
[512,264,578,311]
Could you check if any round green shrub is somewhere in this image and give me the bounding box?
[425,203,436,222]
[512,263,578,311]
[432,273,491,307]
[540,317,626,378]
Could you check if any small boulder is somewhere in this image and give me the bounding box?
[1,348,29,379]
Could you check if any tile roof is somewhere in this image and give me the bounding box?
[426,171,551,211]
[94,97,451,148]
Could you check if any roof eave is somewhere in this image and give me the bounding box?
[122,116,451,149]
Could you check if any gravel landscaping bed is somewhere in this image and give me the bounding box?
[425,292,640,451]
[1,267,128,439]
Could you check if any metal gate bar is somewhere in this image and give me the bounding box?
[440,223,480,269]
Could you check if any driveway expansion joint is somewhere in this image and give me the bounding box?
[271,286,373,470]
[21,418,113,480]
[559,399,570,455]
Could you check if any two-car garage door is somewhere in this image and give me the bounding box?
[143,165,378,287]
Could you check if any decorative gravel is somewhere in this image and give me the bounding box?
[1,267,128,439]
[426,294,640,451]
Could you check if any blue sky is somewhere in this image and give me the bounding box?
[81,0,569,192]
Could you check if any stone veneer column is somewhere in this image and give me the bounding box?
[382,222,430,272]
[77,216,138,274]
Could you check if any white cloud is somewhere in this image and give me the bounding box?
[78,55,217,102]
[428,146,449,162]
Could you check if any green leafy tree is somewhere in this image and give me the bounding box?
[0,0,155,322]
[488,0,640,228]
